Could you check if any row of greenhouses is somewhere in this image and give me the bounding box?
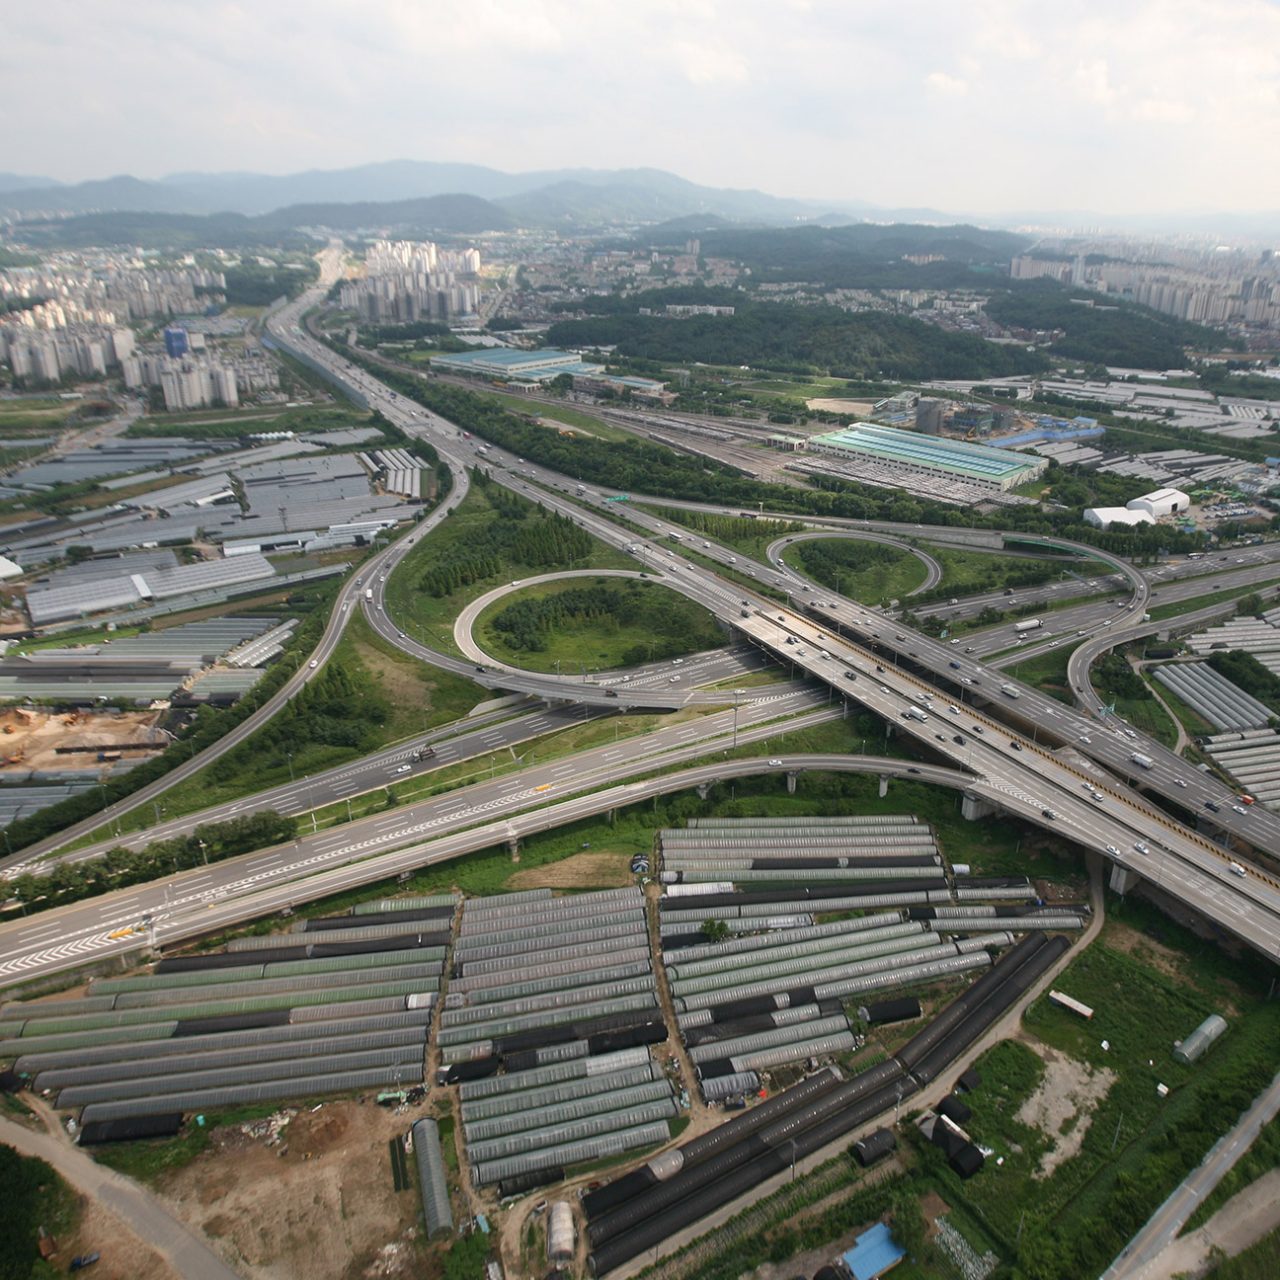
[0,897,457,1139]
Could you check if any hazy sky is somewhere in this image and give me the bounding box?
[7,0,1280,214]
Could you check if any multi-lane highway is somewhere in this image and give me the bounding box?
[261,324,1280,956]
[7,282,1275,991]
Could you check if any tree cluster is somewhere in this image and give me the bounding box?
[9,810,298,917]
[548,301,1046,382]
[420,490,593,598]
[490,580,719,657]
[985,280,1226,368]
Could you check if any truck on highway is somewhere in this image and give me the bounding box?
[903,706,929,723]
[1014,619,1042,634]
[364,588,373,602]
[1000,683,1020,699]
[1130,752,1154,769]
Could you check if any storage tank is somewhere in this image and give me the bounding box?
[1174,1014,1227,1064]
[547,1201,575,1263]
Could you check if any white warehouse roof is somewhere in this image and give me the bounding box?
[1083,507,1156,529]
[1127,487,1190,517]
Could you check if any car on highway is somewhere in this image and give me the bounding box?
[948,705,960,715]
[1041,808,1057,820]
[1206,800,1221,812]
[1232,804,1248,815]
[1106,844,1119,855]
[953,734,965,745]
[1134,841,1149,855]
[843,671,857,680]
[394,764,411,774]
[768,758,783,767]
[1228,861,1247,876]
[1009,741,1022,751]
[1174,778,1187,788]
[949,660,961,669]
[309,659,318,668]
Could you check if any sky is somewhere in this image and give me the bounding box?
[6,0,1280,215]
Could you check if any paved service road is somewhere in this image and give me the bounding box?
[1102,1067,1280,1280]
[0,1112,243,1280]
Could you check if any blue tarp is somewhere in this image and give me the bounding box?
[843,1221,906,1280]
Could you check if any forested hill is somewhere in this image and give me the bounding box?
[548,298,1047,381]
[680,223,1031,290]
[984,281,1229,368]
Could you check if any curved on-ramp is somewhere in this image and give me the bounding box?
[454,568,665,671]
[766,529,943,597]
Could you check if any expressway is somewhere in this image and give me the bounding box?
[0,741,924,990]
[581,493,1280,858]
[260,325,1280,959]
[0,294,1277,984]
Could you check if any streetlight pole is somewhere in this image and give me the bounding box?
[287,751,296,784]
[732,689,744,750]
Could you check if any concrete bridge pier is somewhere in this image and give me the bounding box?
[961,791,996,822]
[507,838,521,863]
[878,775,889,799]
[786,771,798,795]
[696,783,711,800]
[1109,863,1138,895]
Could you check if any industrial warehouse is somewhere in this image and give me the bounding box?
[793,422,1046,505]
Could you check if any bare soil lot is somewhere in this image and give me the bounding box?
[159,1099,430,1280]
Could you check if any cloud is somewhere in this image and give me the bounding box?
[3,0,1280,216]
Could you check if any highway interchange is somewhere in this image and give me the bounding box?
[1,263,1279,989]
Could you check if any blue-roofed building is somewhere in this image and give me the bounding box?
[808,422,1045,492]
[842,1222,906,1280]
[429,347,604,383]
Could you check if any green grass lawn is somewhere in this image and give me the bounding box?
[926,545,1080,599]
[918,902,1280,1280]
[1003,642,1078,703]
[1201,1225,1280,1280]
[1148,579,1280,622]
[783,537,929,607]
[384,481,635,659]
[473,576,725,673]
[0,397,80,433]
[473,389,633,443]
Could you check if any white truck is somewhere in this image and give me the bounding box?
[1014,619,1042,634]
[904,706,929,723]
[364,588,374,602]
[1130,752,1154,770]
[1000,683,1020,699]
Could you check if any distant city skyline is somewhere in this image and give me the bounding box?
[6,0,1280,217]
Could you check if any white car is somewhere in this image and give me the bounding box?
[1106,844,1119,855]
[394,764,411,774]
[948,705,960,715]
[1232,804,1248,815]
[1174,778,1187,788]
[768,758,783,767]
[309,659,318,668]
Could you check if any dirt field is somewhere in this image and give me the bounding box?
[1016,1043,1116,1178]
[0,706,168,776]
[159,1099,432,1280]
[507,850,634,889]
[805,398,877,416]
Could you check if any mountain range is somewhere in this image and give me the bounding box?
[0,161,951,232]
[1,161,1276,239]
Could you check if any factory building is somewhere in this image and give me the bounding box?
[806,423,1046,493]
[431,347,605,384]
[1084,486,1191,528]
